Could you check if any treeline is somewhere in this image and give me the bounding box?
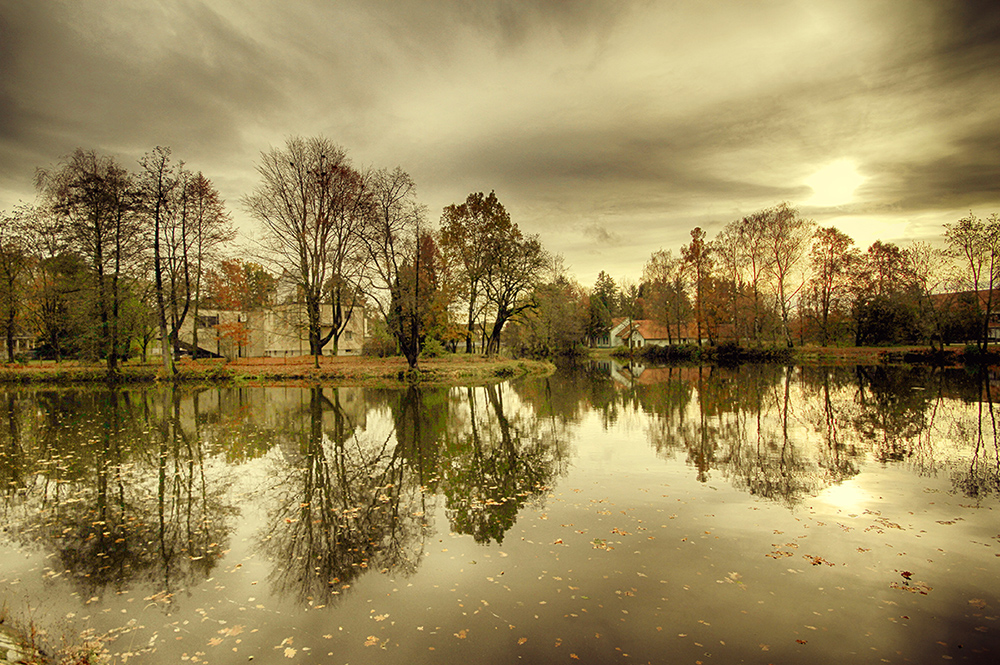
[507,204,1000,356]
[2,135,998,373]
[0,137,552,374]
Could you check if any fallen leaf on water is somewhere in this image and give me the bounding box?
[518,638,527,645]
[454,629,468,639]
[284,647,296,658]
[365,636,379,647]
[796,639,807,645]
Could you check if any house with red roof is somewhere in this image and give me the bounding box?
[603,318,706,348]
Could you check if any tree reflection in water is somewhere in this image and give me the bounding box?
[2,366,999,614]
[581,361,1000,506]
[0,387,233,606]
[257,383,569,604]
[949,369,1000,500]
[257,386,432,606]
[442,383,570,544]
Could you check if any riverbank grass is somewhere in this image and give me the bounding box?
[0,355,555,385]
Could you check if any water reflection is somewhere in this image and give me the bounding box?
[0,388,231,605]
[257,386,431,606]
[1,364,999,610]
[544,361,1000,505]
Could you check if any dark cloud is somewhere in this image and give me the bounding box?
[933,0,1000,73]
[865,120,1000,211]
[1,0,999,281]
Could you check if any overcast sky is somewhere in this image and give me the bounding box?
[2,0,999,285]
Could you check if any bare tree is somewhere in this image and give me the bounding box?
[643,249,689,344]
[908,240,948,349]
[764,202,815,347]
[361,167,423,369]
[243,136,370,366]
[185,173,234,358]
[944,212,1000,350]
[139,146,182,375]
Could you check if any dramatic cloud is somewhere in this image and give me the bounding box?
[2,0,998,284]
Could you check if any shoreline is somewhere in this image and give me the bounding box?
[0,355,556,386]
[0,345,984,386]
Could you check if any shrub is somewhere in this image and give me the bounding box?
[363,333,398,357]
[420,338,447,358]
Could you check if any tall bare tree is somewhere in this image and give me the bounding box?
[139,146,182,375]
[361,167,423,369]
[185,172,234,358]
[764,202,815,347]
[244,136,370,366]
[944,212,1000,350]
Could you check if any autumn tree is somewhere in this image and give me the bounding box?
[244,136,369,366]
[35,149,147,378]
[415,231,457,348]
[806,226,858,346]
[851,241,920,346]
[439,192,504,353]
[205,259,277,310]
[204,259,276,357]
[681,227,714,346]
[0,208,29,362]
[479,212,548,355]
[507,260,586,356]
[643,249,690,344]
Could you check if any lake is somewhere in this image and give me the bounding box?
[1,362,998,664]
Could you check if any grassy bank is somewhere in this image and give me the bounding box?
[0,355,556,386]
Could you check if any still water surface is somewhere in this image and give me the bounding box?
[1,363,998,663]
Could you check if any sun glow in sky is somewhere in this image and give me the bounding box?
[804,159,866,207]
